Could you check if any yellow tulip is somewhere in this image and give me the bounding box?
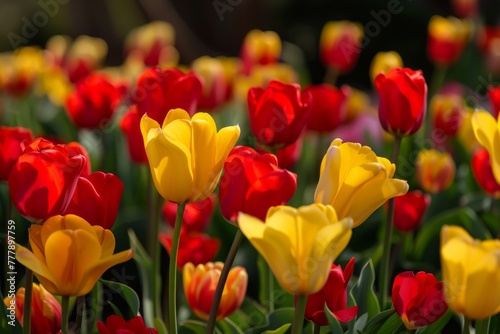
[416,149,456,193]
[141,108,240,203]
[471,110,500,184]
[369,51,403,84]
[238,203,353,295]
[15,215,133,297]
[440,225,500,319]
[314,138,409,227]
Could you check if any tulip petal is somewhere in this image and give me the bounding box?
[15,244,58,294]
[162,108,190,128]
[140,114,161,147]
[41,214,96,246]
[29,224,45,262]
[93,227,116,258]
[191,115,216,199]
[472,110,496,152]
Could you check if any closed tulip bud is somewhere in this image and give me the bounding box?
[375,67,428,137]
[119,104,149,164]
[248,80,311,149]
[320,21,364,74]
[97,315,158,334]
[219,146,297,223]
[66,35,108,84]
[472,110,500,184]
[3,283,61,334]
[183,262,247,320]
[141,108,240,204]
[64,172,124,229]
[0,126,32,181]
[430,93,465,137]
[369,51,403,84]
[160,231,220,268]
[133,68,203,124]
[65,73,123,129]
[240,29,281,75]
[191,56,229,111]
[315,138,409,227]
[427,16,469,66]
[393,190,431,232]
[392,271,448,330]
[9,138,86,223]
[302,258,358,325]
[440,225,500,319]
[416,149,455,193]
[304,84,350,133]
[163,194,217,233]
[471,148,500,198]
[239,204,353,295]
[488,85,500,118]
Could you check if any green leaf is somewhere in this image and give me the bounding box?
[415,309,453,334]
[361,308,395,334]
[226,297,267,330]
[179,320,221,334]
[353,313,368,334]
[263,323,291,334]
[100,278,140,318]
[351,260,380,320]
[217,318,245,334]
[245,307,294,334]
[84,280,103,334]
[106,301,123,318]
[153,318,168,334]
[414,207,491,260]
[324,303,344,333]
[376,312,404,334]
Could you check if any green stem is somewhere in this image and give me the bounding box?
[462,318,471,334]
[323,67,339,86]
[291,295,308,334]
[168,203,186,334]
[379,136,402,309]
[313,323,321,334]
[61,296,70,334]
[258,255,275,312]
[476,317,491,334]
[405,329,414,334]
[23,269,33,334]
[206,229,244,334]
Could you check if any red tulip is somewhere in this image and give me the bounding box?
[392,271,448,330]
[159,231,220,268]
[8,138,86,222]
[472,148,500,198]
[65,73,123,129]
[64,172,123,229]
[430,93,465,137]
[97,315,158,334]
[488,86,500,118]
[375,68,428,137]
[219,146,297,223]
[427,16,468,67]
[119,104,148,164]
[248,80,312,149]
[162,194,217,233]
[304,84,350,133]
[303,258,358,325]
[0,126,33,181]
[133,67,203,123]
[393,190,431,232]
[67,141,92,177]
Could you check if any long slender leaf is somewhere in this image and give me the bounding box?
[351,260,380,320]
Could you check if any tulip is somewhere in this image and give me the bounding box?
[488,85,500,118]
[192,56,231,111]
[0,126,33,181]
[315,138,409,228]
[67,141,92,177]
[141,108,240,204]
[219,146,297,223]
[238,203,353,295]
[183,262,247,320]
[303,258,358,325]
[163,194,217,233]
[416,149,455,193]
[375,67,428,137]
[63,35,108,84]
[440,225,500,319]
[0,47,44,97]
[15,214,133,296]
[119,104,149,164]
[320,21,364,74]
[64,172,124,229]
[430,93,465,137]
[248,80,312,149]
[471,148,500,198]
[393,190,431,232]
[133,67,203,124]
[471,110,500,184]
[3,283,61,334]
[65,73,123,129]
[97,315,158,334]
[239,29,281,75]
[159,231,220,268]
[427,16,469,66]
[392,271,448,330]
[304,84,350,133]
[8,138,86,223]
[344,88,374,123]
[369,51,403,84]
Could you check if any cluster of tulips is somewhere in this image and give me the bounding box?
[1,2,500,333]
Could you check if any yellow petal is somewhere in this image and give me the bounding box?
[29,224,45,262]
[191,115,216,199]
[315,145,342,204]
[41,215,96,246]
[472,110,496,152]
[93,226,115,258]
[140,113,161,148]
[15,244,58,294]
[162,108,191,128]
[441,225,472,246]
